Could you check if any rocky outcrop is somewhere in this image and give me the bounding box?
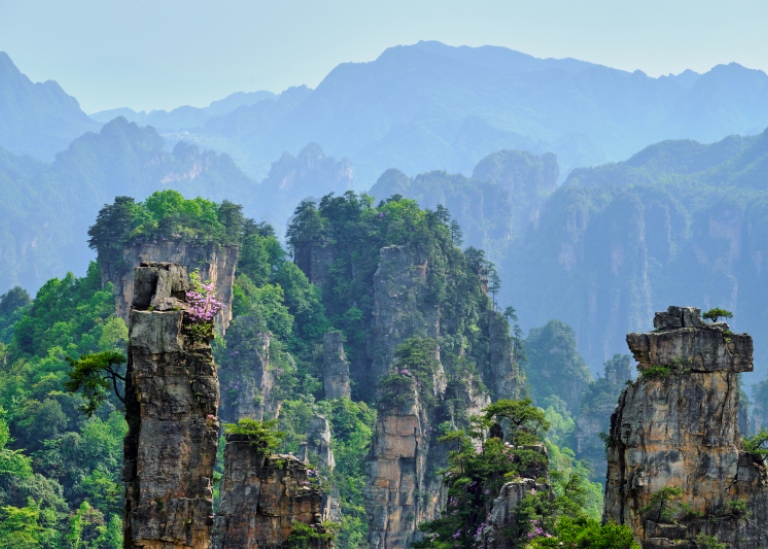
[122,262,220,549]
[307,415,336,471]
[368,246,438,390]
[476,444,553,549]
[323,332,351,400]
[488,311,524,400]
[217,316,278,422]
[293,244,336,293]
[604,306,768,549]
[100,241,238,332]
[365,375,434,549]
[213,436,329,549]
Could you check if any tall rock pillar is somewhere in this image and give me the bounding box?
[123,262,220,549]
[604,306,768,549]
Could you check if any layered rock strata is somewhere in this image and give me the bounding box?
[323,331,351,399]
[212,436,328,549]
[217,317,277,422]
[604,306,768,548]
[123,262,220,549]
[365,376,433,549]
[100,241,238,332]
[368,246,438,388]
[477,445,554,549]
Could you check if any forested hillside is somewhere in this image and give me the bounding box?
[0,190,630,548]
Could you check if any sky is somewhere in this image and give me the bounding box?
[1,0,766,113]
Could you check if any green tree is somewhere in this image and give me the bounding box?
[702,307,733,323]
[64,351,126,416]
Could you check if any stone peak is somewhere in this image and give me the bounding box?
[132,262,189,312]
[628,305,751,373]
[653,306,730,331]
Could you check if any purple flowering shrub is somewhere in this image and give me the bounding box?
[185,283,224,324]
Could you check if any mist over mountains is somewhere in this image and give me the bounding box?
[2,42,768,375]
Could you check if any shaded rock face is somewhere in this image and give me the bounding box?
[488,311,525,400]
[605,306,768,549]
[100,241,238,332]
[308,415,336,471]
[323,332,351,400]
[364,368,490,549]
[293,244,336,294]
[123,262,220,549]
[367,246,438,391]
[365,379,432,549]
[477,445,553,549]
[213,436,328,549]
[217,316,277,423]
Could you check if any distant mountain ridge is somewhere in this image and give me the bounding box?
[89,90,277,130]
[0,52,98,159]
[191,41,768,185]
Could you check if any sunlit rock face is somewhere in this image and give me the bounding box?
[100,241,238,332]
[123,262,220,549]
[323,331,351,399]
[605,306,768,549]
[212,436,329,549]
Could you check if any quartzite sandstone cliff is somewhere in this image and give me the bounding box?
[212,436,328,549]
[100,241,238,332]
[605,306,768,548]
[123,262,220,549]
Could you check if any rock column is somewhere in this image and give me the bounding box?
[323,331,351,399]
[123,262,220,549]
[604,306,768,549]
[212,437,327,549]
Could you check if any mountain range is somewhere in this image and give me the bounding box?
[3,44,768,377]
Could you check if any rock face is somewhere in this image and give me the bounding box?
[123,262,220,549]
[488,311,525,400]
[213,436,329,549]
[368,246,438,389]
[100,241,238,332]
[477,445,553,549]
[365,376,433,549]
[323,332,351,400]
[217,317,278,423]
[604,306,768,549]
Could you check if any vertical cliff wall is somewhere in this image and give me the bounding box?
[212,437,328,549]
[604,306,768,548]
[101,241,238,332]
[323,331,351,400]
[477,445,554,549]
[368,245,437,388]
[122,262,220,549]
[364,376,433,549]
[217,317,278,423]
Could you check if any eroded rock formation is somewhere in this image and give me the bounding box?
[217,317,278,422]
[368,246,438,388]
[477,446,554,549]
[365,375,433,549]
[604,305,768,548]
[123,262,220,548]
[212,436,328,549]
[323,331,351,400]
[100,241,238,332]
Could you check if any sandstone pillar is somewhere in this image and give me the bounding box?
[123,262,220,548]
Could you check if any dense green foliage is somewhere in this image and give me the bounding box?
[524,320,593,414]
[224,418,285,452]
[0,265,127,548]
[286,191,509,401]
[414,399,629,549]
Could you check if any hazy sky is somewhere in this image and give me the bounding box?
[1,0,766,113]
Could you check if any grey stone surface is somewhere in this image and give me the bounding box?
[605,305,768,549]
